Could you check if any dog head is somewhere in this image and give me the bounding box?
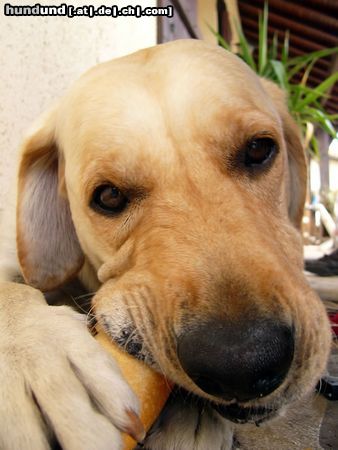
[16,40,331,424]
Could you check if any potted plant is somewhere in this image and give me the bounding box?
[211,3,338,156]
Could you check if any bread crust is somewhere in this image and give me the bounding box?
[96,330,172,449]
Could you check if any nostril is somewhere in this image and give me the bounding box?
[177,318,294,402]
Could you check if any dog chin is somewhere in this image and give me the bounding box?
[213,402,278,425]
[169,386,279,425]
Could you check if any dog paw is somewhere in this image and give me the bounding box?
[0,282,142,450]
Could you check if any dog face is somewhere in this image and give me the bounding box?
[16,40,331,424]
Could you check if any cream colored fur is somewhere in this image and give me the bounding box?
[0,40,331,450]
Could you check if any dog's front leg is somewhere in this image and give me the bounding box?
[0,282,143,450]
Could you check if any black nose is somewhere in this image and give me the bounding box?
[177,318,294,402]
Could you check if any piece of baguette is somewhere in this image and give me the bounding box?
[95,329,172,450]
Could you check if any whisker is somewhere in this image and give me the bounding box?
[86,304,98,331]
[69,291,96,316]
[74,291,97,300]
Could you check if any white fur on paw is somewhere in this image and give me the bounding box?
[0,282,140,450]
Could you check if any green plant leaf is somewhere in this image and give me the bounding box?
[287,47,338,67]
[206,24,231,50]
[324,113,338,121]
[207,5,337,160]
[309,134,320,157]
[270,60,288,90]
[300,57,318,86]
[289,83,302,110]
[294,72,338,111]
[303,107,337,137]
[269,31,279,61]
[236,22,256,70]
[258,2,268,75]
[287,47,338,81]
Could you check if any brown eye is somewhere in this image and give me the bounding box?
[245,138,277,167]
[91,184,128,215]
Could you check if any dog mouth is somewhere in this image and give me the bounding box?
[101,323,278,425]
[212,402,276,424]
[167,387,276,425]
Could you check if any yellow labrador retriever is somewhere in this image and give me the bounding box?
[0,39,331,450]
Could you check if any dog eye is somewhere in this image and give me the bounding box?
[245,138,277,167]
[91,184,128,215]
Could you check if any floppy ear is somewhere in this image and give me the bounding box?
[260,78,307,229]
[17,106,84,291]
